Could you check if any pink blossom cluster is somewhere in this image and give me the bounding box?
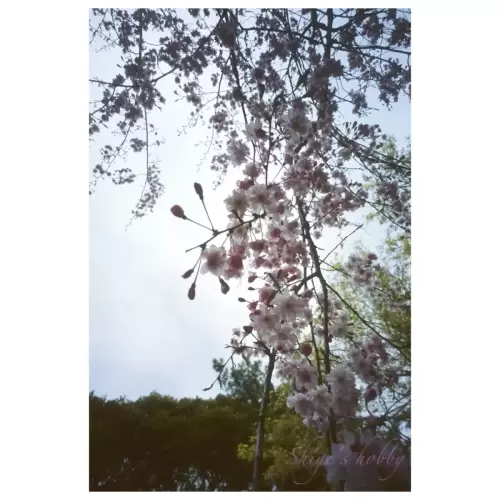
[249,291,312,354]
[323,427,410,491]
[200,245,245,280]
[227,139,249,166]
[169,55,404,486]
[376,180,411,229]
[314,292,350,339]
[346,252,379,286]
[245,119,267,141]
[286,386,331,433]
[178,137,395,455]
[284,364,360,434]
[347,336,400,403]
[284,333,399,431]
[276,99,367,231]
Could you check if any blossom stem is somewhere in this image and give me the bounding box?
[185,214,264,253]
[319,224,364,265]
[200,200,215,232]
[185,217,213,232]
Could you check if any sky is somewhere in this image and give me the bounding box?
[89,11,410,401]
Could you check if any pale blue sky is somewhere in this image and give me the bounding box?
[89,12,410,401]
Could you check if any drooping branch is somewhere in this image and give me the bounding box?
[325,282,410,363]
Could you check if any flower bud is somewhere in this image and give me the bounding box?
[171,205,186,219]
[299,343,313,357]
[219,277,230,294]
[194,182,204,200]
[182,269,194,279]
[364,386,378,402]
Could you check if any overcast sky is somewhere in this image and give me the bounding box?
[89,13,410,401]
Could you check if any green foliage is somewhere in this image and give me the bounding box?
[365,136,411,230]
[89,391,256,491]
[212,355,267,407]
[327,228,411,439]
[90,356,277,491]
[236,382,332,491]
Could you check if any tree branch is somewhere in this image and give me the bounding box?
[251,349,276,491]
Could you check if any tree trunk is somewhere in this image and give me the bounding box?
[251,349,276,491]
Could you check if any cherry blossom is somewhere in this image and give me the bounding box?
[93,7,412,490]
[245,119,267,141]
[200,246,226,276]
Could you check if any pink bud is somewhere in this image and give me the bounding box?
[182,269,194,279]
[259,287,271,304]
[219,277,230,295]
[227,254,243,270]
[270,227,281,240]
[171,205,186,219]
[299,343,313,357]
[364,386,377,402]
[188,282,196,300]
[194,182,204,200]
[249,240,266,253]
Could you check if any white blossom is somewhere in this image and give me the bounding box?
[224,189,248,216]
[271,290,308,322]
[245,119,266,141]
[200,246,226,276]
[228,139,249,165]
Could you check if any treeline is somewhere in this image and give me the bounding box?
[89,359,330,491]
[89,391,256,491]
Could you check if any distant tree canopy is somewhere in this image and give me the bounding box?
[90,355,330,491]
[89,357,264,491]
[211,355,268,407]
[89,390,255,491]
[89,362,325,491]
